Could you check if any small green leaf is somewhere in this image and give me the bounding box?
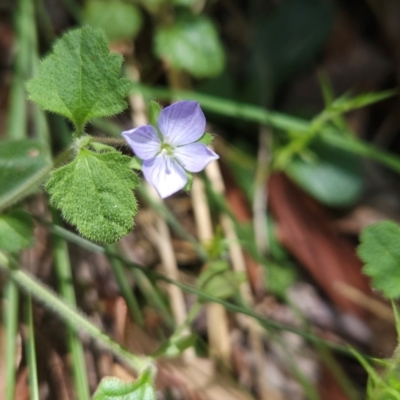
[285,138,363,207]
[183,172,193,192]
[197,132,214,146]
[93,371,156,400]
[84,0,143,41]
[253,0,334,87]
[154,12,225,78]
[330,90,396,114]
[129,157,143,170]
[0,139,52,212]
[27,26,132,133]
[148,101,162,128]
[0,209,34,253]
[152,334,196,358]
[46,148,138,243]
[266,263,296,297]
[197,261,246,300]
[358,221,400,299]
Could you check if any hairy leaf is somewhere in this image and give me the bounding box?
[0,139,52,212]
[46,147,138,243]
[0,209,34,253]
[85,0,142,41]
[154,13,225,78]
[27,26,131,132]
[358,221,400,298]
[93,371,156,400]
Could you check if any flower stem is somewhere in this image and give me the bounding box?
[0,252,154,375]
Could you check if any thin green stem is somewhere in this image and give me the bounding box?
[137,184,208,261]
[4,279,19,400]
[171,301,201,340]
[51,209,90,400]
[132,83,308,132]
[24,295,39,400]
[132,84,400,174]
[106,244,144,326]
[0,252,153,374]
[91,137,128,147]
[37,218,172,323]
[7,0,34,140]
[39,221,374,361]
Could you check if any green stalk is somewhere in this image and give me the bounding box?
[0,252,153,374]
[137,184,208,260]
[43,219,173,324]
[4,279,19,400]
[41,221,373,360]
[132,83,308,132]
[51,210,90,400]
[106,244,144,326]
[132,84,400,174]
[24,295,39,400]
[7,0,34,140]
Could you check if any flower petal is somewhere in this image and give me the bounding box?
[158,101,206,146]
[142,153,187,198]
[122,125,161,160]
[174,143,219,173]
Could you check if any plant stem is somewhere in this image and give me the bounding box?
[51,209,91,400]
[0,252,154,375]
[91,137,128,147]
[106,243,144,326]
[24,295,40,400]
[38,220,373,360]
[4,279,19,400]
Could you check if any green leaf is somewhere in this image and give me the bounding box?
[266,263,296,297]
[0,139,52,212]
[285,138,363,207]
[330,90,396,114]
[197,261,246,300]
[183,172,193,192]
[93,371,156,400]
[358,221,400,299]
[152,334,196,357]
[154,12,225,78]
[128,157,142,170]
[84,0,143,41]
[0,209,34,253]
[253,0,334,87]
[46,147,138,243]
[148,101,162,128]
[27,26,132,133]
[197,132,214,146]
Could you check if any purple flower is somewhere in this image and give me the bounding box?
[122,101,219,198]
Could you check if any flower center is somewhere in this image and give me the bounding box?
[160,142,174,155]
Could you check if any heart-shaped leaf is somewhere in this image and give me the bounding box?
[46,147,138,243]
[27,26,132,133]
